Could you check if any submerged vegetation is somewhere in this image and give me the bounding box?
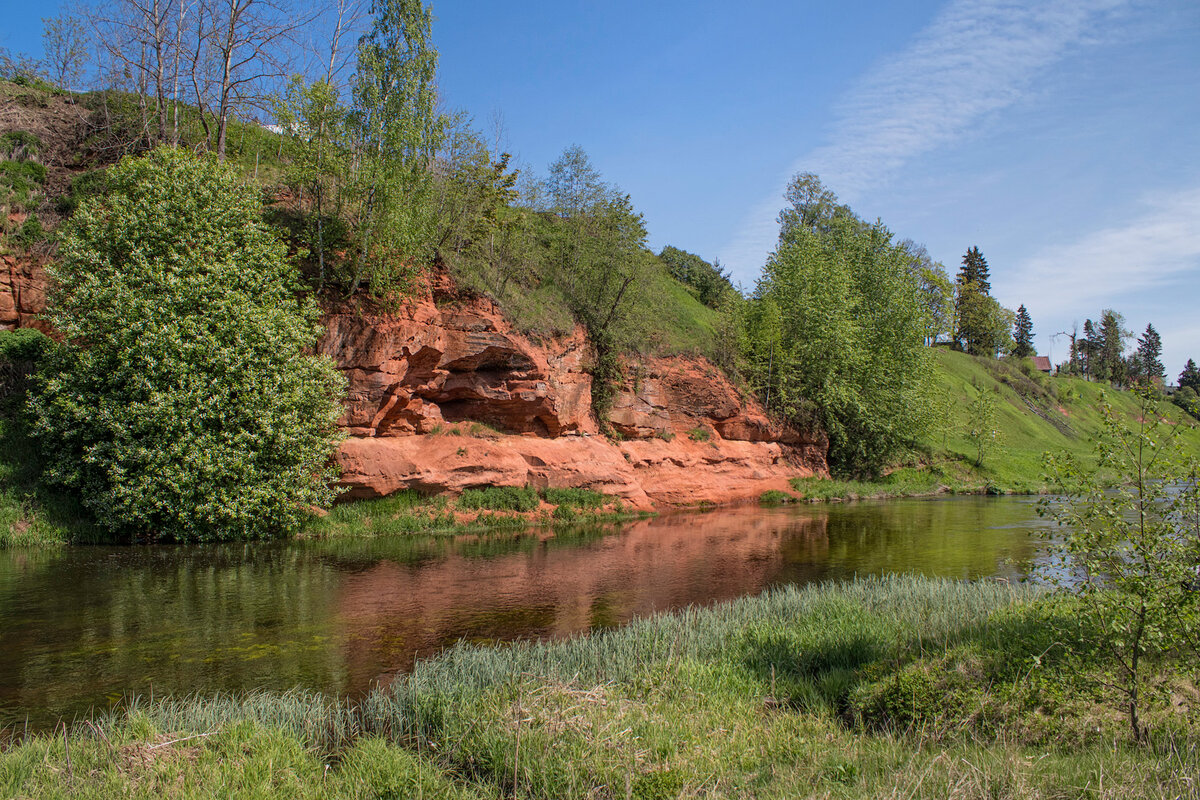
[4,575,1199,798]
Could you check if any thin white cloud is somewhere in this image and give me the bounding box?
[1008,186,1200,312]
[720,0,1133,283]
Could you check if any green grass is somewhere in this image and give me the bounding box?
[5,576,1197,798]
[0,414,100,548]
[793,349,1200,501]
[300,486,636,540]
[458,485,540,512]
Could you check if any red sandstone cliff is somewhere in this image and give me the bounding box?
[1,253,828,506]
[320,275,827,508]
[0,253,50,334]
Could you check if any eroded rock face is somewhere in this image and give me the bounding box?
[321,294,598,439]
[0,254,51,333]
[4,252,829,507]
[324,282,828,507]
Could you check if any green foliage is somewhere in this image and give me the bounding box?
[542,487,608,510]
[687,426,711,441]
[1179,358,1200,393]
[955,282,1013,357]
[1134,323,1164,384]
[344,0,445,297]
[274,77,351,289]
[758,489,796,504]
[456,485,539,512]
[0,158,47,210]
[910,249,954,346]
[745,174,934,477]
[54,168,109,215]
[658,245,732,308]
[1012,304,1034,358]
[964,390,1002,467]
[0,327,53,363]
[27,148,346,542]
[12,212,44,246]
[0,130,41,159]
[1041,388,1200,741]
[1174,386,1200,421]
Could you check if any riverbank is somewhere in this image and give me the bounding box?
[3,575,1196,799]
[785,349,1200,503]
[302,486,649,539]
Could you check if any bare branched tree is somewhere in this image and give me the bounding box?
[42,9,92,91]
[199,0,312,160]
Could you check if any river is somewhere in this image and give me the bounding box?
[0,495,1056,730]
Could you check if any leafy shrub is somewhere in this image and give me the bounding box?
[0,159,47,207]
[457,485,539,512]
[0,328,53,363]
[28,148,346,542]
[686,427,710,442]
[0,328,54,405]
[758,489,796,505]
[12,212,44,246]
[55,168,109,215]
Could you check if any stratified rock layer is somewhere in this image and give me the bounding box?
[323,280,827,508]
[0,253,50,333]
[1,249,828,507]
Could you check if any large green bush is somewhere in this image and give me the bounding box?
[28,148,346,542]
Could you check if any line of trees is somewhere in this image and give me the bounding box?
[1058,313,1165,388]
[2,0,367,160]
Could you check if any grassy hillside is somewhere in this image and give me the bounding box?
[792,348,1200,500]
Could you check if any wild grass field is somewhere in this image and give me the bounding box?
[3,575,1197,799]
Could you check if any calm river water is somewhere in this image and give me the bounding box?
[0,496,1056,730]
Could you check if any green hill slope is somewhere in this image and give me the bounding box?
[792,348,1200,500]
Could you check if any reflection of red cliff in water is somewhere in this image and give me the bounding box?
[333,508,831,689]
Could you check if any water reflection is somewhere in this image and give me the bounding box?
[0,496,1052,729]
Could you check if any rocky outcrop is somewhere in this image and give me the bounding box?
[2,253,829,507]
[323,279,828,508]
[0,253,50,333]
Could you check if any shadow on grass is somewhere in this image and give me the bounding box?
[0,402,106,546]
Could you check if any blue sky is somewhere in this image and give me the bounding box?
[4,0,1199,374]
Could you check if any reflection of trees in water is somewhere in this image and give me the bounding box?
[808,498,1044,581]
[0,498,1050,731]
[0,545,346,729]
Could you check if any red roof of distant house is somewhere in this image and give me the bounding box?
[1032,356,1052,372]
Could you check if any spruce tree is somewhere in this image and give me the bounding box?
[1135,323,1164,384]
[1013,304,1034,358]
[954,246,995,354]
[958,246,991,293]
[1178,358,1200,392]
[1082,319,1097,379]
[1097,309,1128,385]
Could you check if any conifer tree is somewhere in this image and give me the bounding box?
[1012,304,1034,358]
[1097,309,1128,385]
[958,246,991,293]
[1135,323,1164,384]
[1178,358,1200,392]
[1082,319,1098,379]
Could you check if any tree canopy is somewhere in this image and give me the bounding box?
[28,148,345,542]
[1012,304,1034,359]
[745,173,933,477]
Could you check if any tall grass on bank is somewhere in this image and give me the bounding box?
[6,576,1198,798]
